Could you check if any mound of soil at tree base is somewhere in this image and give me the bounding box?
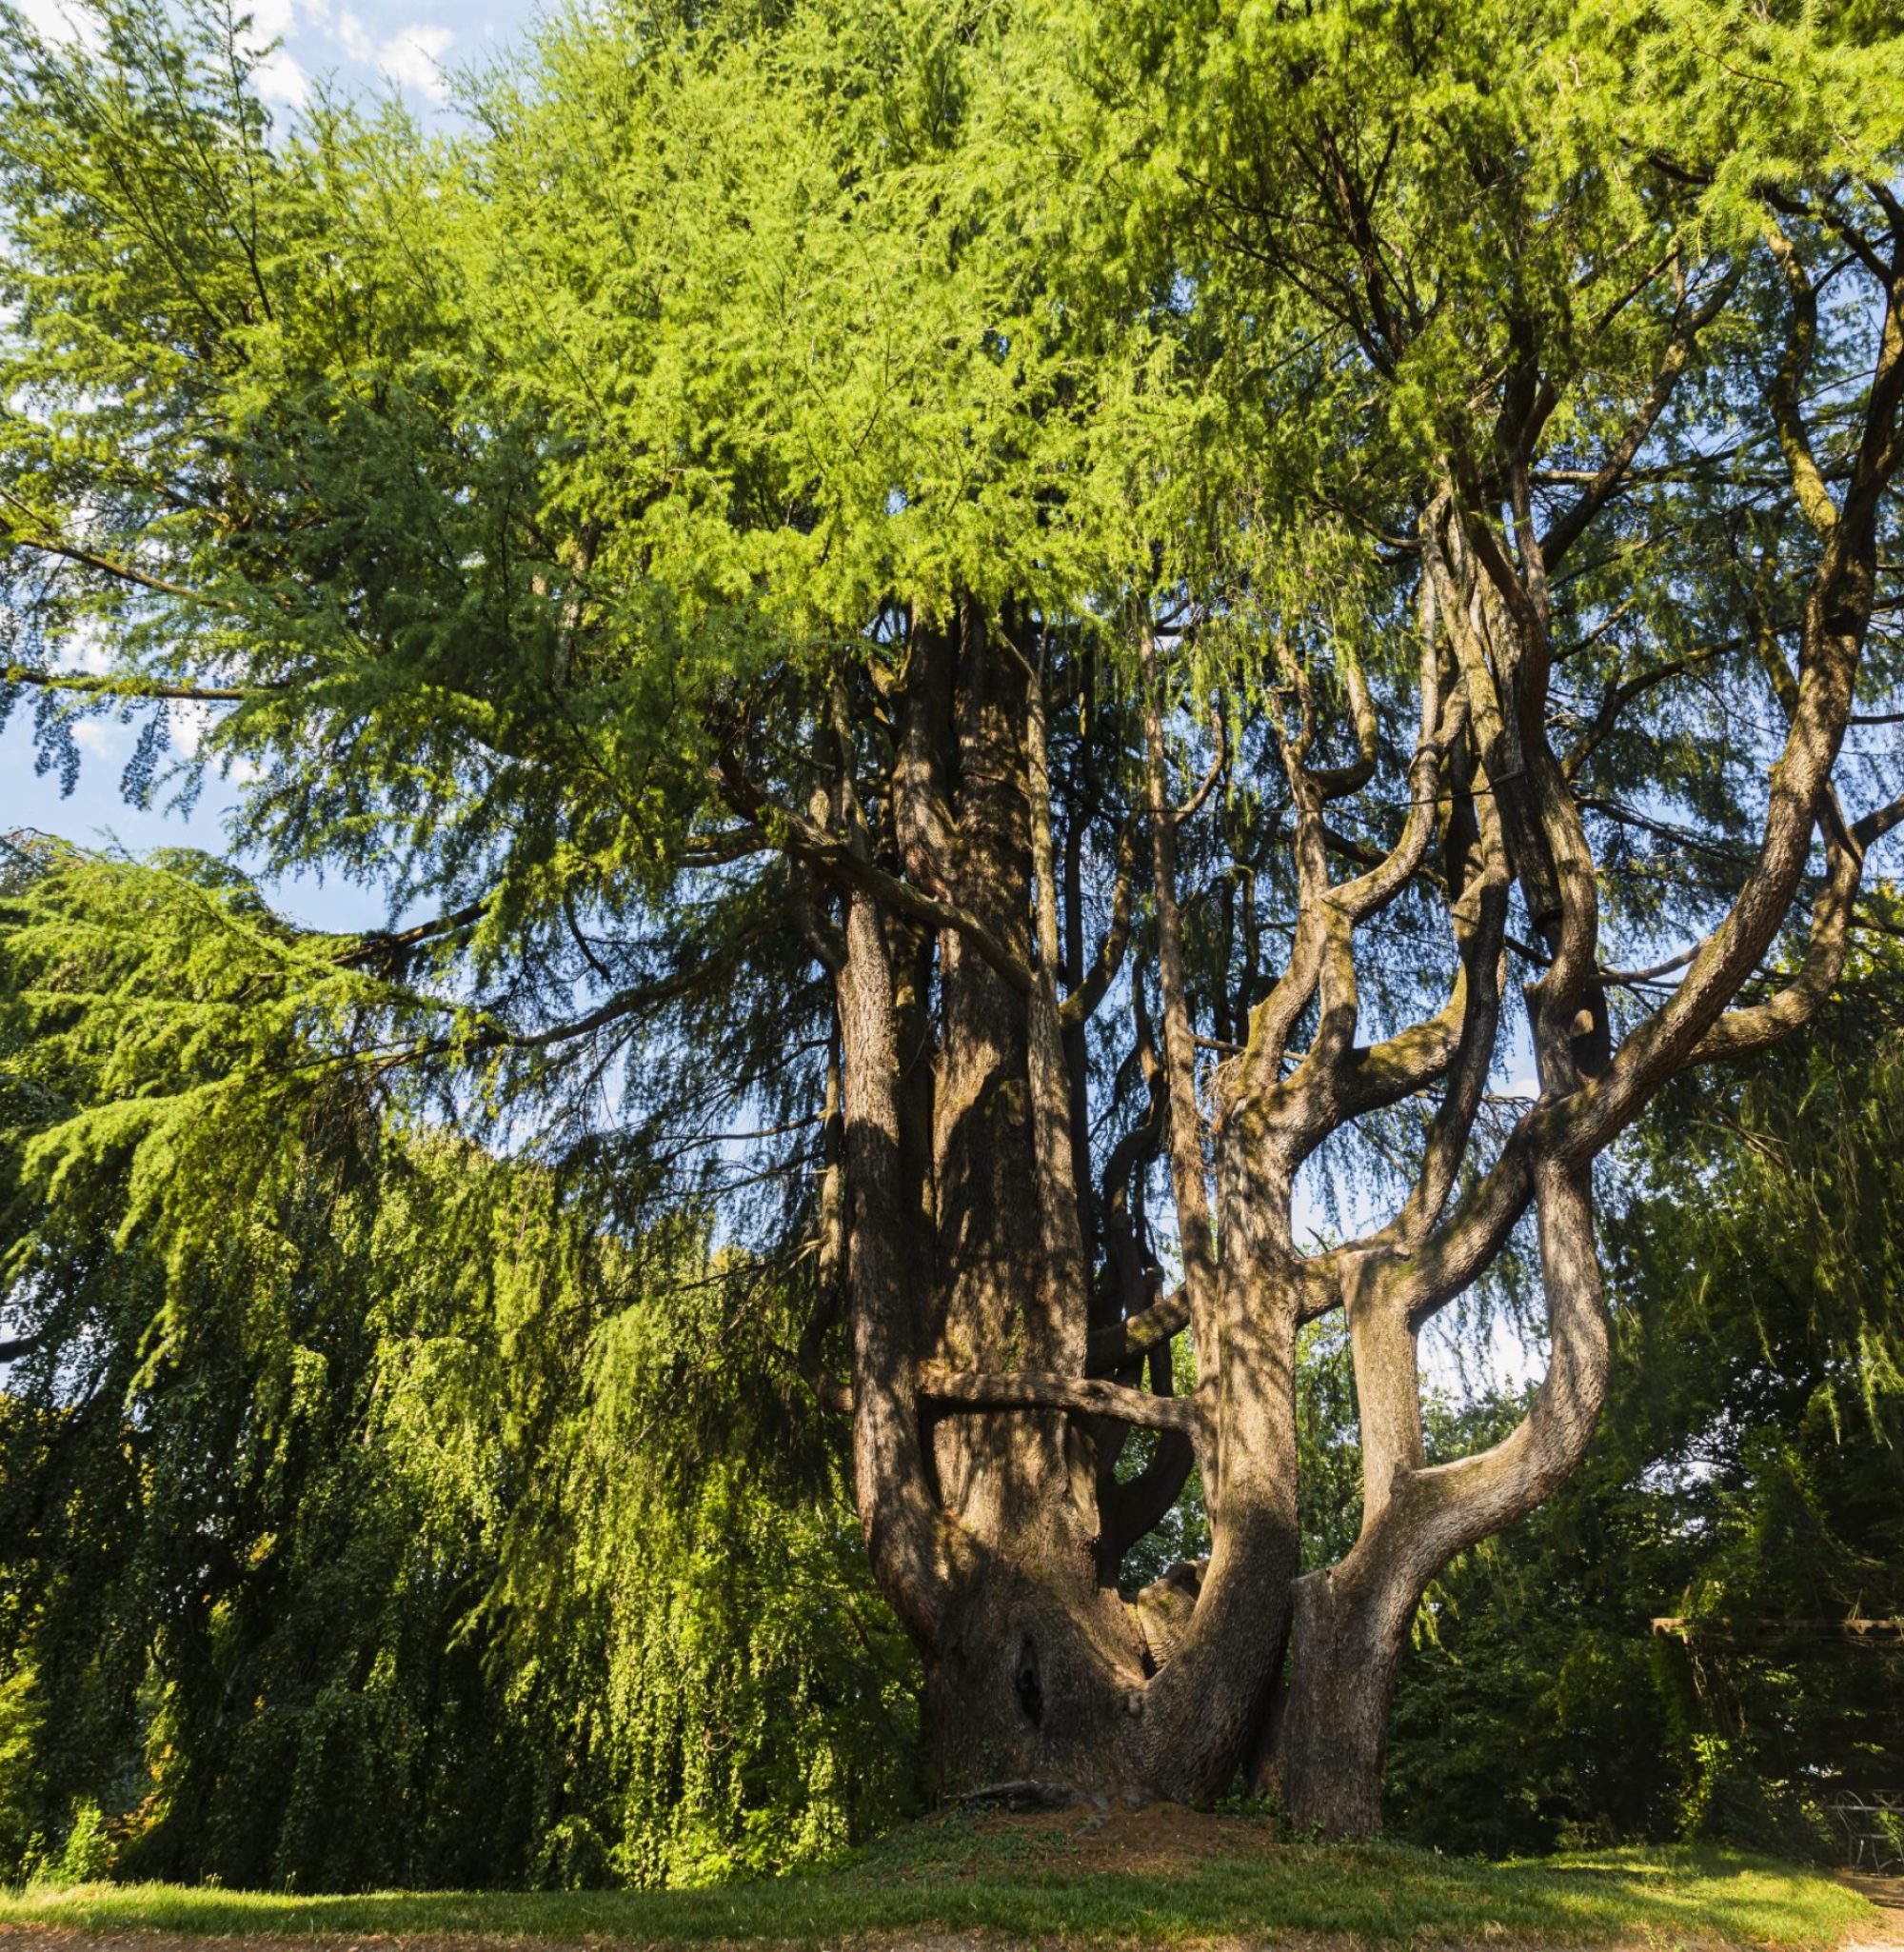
[861,1798,1268,1880]
[1048,1802,1265,1875]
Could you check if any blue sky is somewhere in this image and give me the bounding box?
[2,0,551,928]
[0,715,388,930]
[17,0,546,110]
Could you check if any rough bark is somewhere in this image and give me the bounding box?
[914,608,1146,1792]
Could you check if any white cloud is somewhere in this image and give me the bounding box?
[13,0,105,50]
[71,718,127,759]
[251,48,310,107]
[168,702,216,758]
[237,0,296,47]
[25,0,456,112]
[374,23,453,103]
[64,619,112,677]
[334,8,375,63]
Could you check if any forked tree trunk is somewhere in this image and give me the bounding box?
[898,611,1290,1799]
[803,341,1900,1818]
[1266,1568,1409,1838]
[826,608,1309,1803]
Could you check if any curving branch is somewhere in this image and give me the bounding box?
[1060,814,1139,1031]
[1086,1284,1189,1377]
[1371,1155,1606,1578]
[1688,787,1904,1066]
[918,1361,1205,1435]
[1175,707,1229,822]
[1306,654,1381,802]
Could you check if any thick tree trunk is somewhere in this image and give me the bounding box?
[917,607,1156,1793]
[836,605,1315,1806]
[932,1564,1140,1796]
[1267,1566,1409,1839]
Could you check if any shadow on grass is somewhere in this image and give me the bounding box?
[0,1827,1877,1946]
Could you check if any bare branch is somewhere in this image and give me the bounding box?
[919,1361,1204,1435]
[1759,212,1839,540]
[1175,707,1228,822]
[1060,815,1138,1032]
[0,493,240,609]
[1086,1284,1189,1377]
[1560,640,1736,783]
[1541,264,1742,568]
[332,899,490,968]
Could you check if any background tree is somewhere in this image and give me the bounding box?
[1385,908,1904,1860]
[1,0,1901,1840]
[0,837,922,1889]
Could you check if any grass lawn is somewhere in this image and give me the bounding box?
[0,1806,1881,1947]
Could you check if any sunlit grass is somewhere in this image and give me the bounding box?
[0,1823,1876,1946]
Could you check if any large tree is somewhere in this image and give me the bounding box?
[2,0,1902,1838]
